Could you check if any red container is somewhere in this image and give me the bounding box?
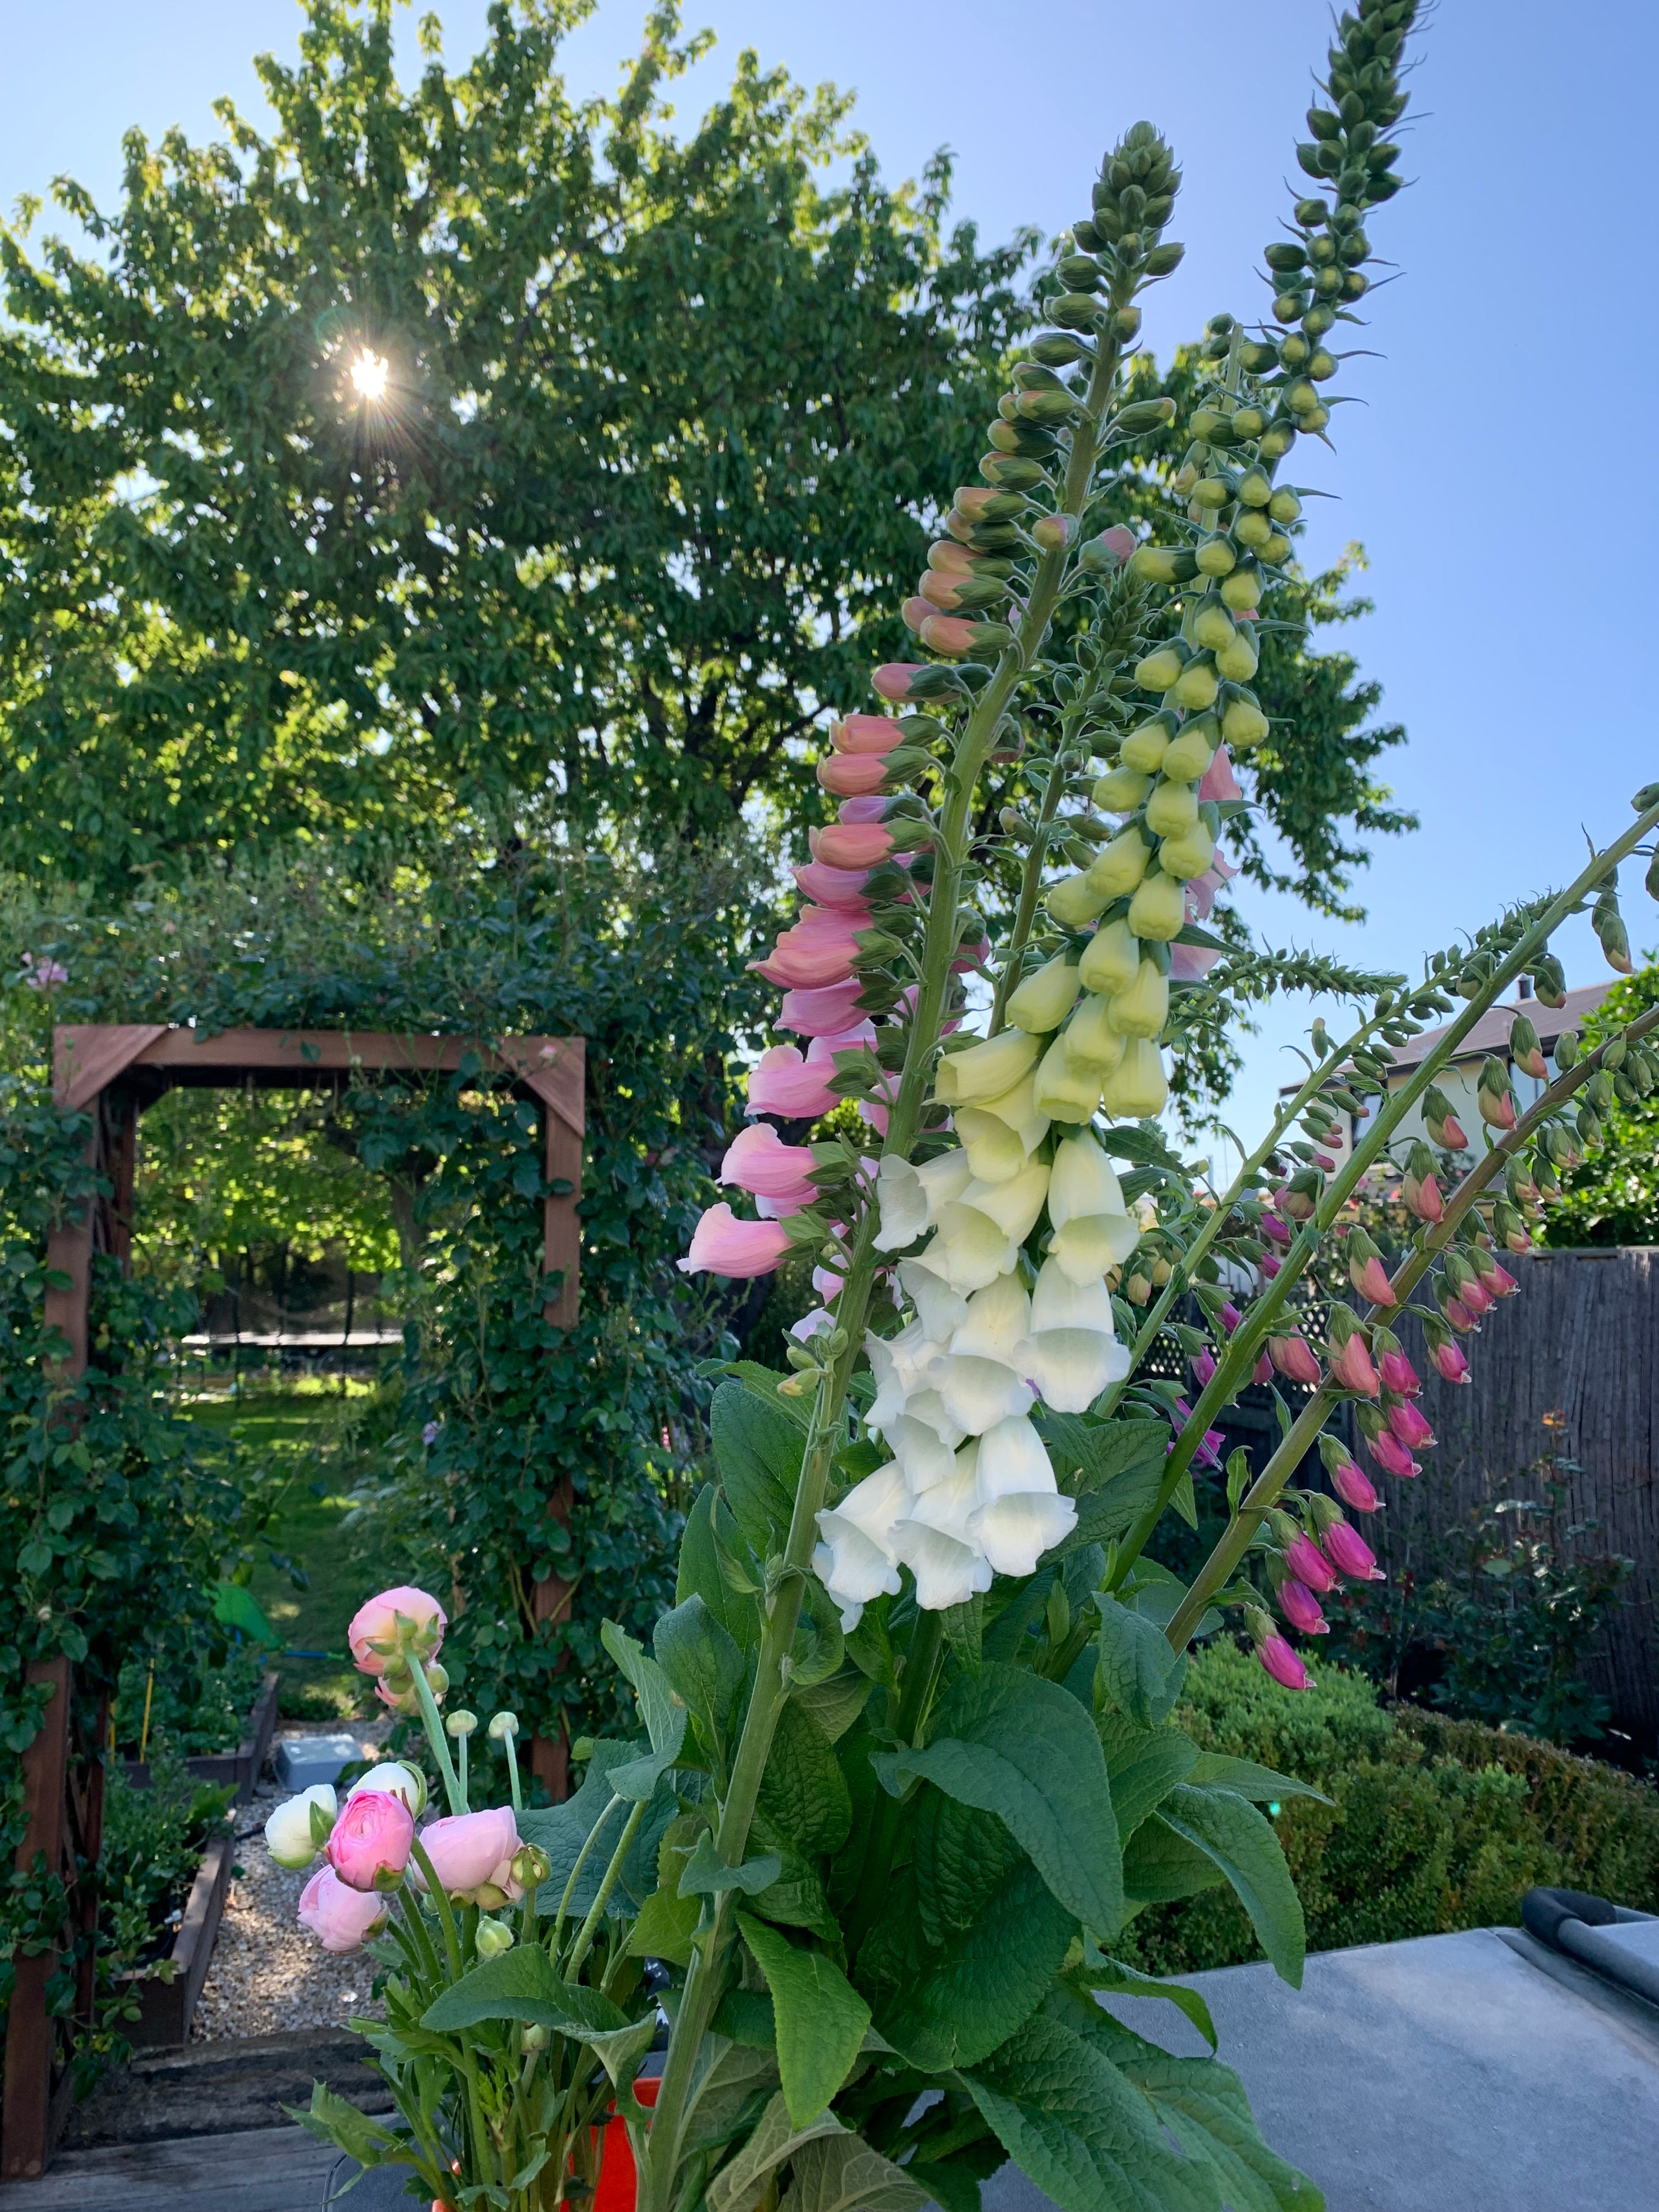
[594,2076,661,2212]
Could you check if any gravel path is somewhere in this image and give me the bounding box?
[193,1734,393,2042]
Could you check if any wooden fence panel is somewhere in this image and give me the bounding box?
[1382,1248,1659,1735]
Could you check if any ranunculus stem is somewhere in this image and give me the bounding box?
[562,1797,646,1980]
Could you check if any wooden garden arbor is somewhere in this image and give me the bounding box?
[3,1025,584,2180]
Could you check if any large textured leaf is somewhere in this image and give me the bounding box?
[1120,1818,1228,1908]
[778,2132,933,2212]
[880,1855,1075,2072]
[678,1832,782,1898]
[627,1813,704,1966]
[421,1945,630,2037]
[522,1741,659,1918]
[757,1702,851,1857]
[1079,1950,1217,2053]
[1087,2016,1323,2212]
[656,1595,747,1767]
[682,2038,781,2158]
[738,1914,871,2125]
[1038,1416,1169,1500]
[747,1820,842,1942]
[791,1667,873,1745]
[1055,1462,1169,1558]
[706,2091,848,2212]
[678,1485,761,1649]
[876,1663,1122,1937]
[711,1380,804,1555]
[1186,1753,1331,1807]
[601,1621,689,1799]
[1097,1718,1197,1844]
[962,2013,1218,2212]
[1094,1596,1187,1729]
[1158,1786,1306,1987]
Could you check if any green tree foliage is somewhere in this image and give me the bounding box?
[1542,961,1659,1245]
[0,0,1407,929]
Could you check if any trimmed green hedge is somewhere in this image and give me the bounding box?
[1120,1642,1659,1977]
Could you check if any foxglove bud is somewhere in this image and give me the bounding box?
[1252,1626,1311,1693]
[1268,1332,1323,1388]
[1325,1305,1379,1396]
[1317,1514,1384,1583]
[1509,1014,1546,1081]
[1493,1200,1532,1255]
[1476,1057,1516,1130]
[1421,1312,1471,1383]
[1345,1226,1396,1307]
[1423,1086,1468,1150]
[1387,1397,1435,1451]
[1274,1575,1329,1635]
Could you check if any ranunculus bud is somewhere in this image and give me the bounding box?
[475,1918,515,1959]
[348,1587,447,1678]
[414,1807,523,1905]
[487,1711,520,1742]
[265,1785,337,1871]
[347,1762,428,1818]
[326,1788,415,1894]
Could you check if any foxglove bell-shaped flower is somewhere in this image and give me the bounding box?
[1046,1131,1141,1284]
[1268,1333,1323,1388]
[1020,1259,1128,1412]
[954,1073,1050,1184]
[1375,1340,1421,1396]
[1387,1398,1435,1451]
[874,1150,973,1252]
[745,1039,842,1119]
[897,1257,968,1344]
[1345,1227,1396,1307]
[881,1412,963,1492]
[793,857,873,906]
[1282,1531,1337,1593]
[924,1162,1050,1294]
[1427,1334,1471,1383]
[934,1277,1036,1431]
[891,1458,996,1610]
[720,1125,819,1205]
[777,979,868,1035]
[966,1418,1078,1578]
[1276,1577,1329,1635]
[1325,1306,1379,1397]
[813,1461,913,1628]
[1252,1627,1310,1692]
[678,1204,792,1279]
[1321,1517,1384,1582]
[1365,1425,1420,1480]
[934,1028,1042,1108]
[864,1321,946,1430]
[1330,1455,1381,1514]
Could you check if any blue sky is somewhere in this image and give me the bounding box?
[3,1,1654,1159]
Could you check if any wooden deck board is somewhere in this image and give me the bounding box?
[0,2123,341,2211]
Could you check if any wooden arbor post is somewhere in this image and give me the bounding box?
[5,1026,585,2175]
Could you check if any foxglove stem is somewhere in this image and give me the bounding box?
[641,314,1130,2212]
[1163,983,1659,1651]
[1116,797,1659,1595]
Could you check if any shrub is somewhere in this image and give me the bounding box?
[1120,1642,1659,1977]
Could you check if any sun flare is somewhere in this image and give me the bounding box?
[349,350,390,402]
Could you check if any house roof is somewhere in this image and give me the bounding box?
[1381,982,1613,1077]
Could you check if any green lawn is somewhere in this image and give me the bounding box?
[184,1383,385,1719]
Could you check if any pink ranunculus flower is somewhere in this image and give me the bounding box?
[777,979,868,1036]
[1283,1531,1337,1594]
[1378,1346,1420,1396]
[298,1865,390,1953]
[720,1124,820,1203]
[414,1808,522,1904]
[1330,1456,1381,1514]
[1256,1633,1310,1692]
[326,1788,415,1893]
[1276,1577,1329,1635]
[1323,1519,1384,1582]
[1387,1398,1435,1451]
[678,1204,792,1279]
[348,1587,446,1677]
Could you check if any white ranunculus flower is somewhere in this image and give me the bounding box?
[814,1462,914,1628]
[347,1760,427,1817]
[264,1784,337,1870]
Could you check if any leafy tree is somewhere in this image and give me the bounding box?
[0,0,1407,929]
[1543,960,1659,1246]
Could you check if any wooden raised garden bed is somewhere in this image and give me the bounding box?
[124,1834,237,2051]
[121,1671,281,1806]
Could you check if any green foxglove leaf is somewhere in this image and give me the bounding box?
[737,1913,871,2125]
[1121,1818,1228,1908]
[1158,1785,1306,1987]
[678,1486,760,1646]
[778,2132,933,2212]
[682,2038,780,2158]
[1185,1753,1331,1807]
[1095,1719,1197,1844]
[629,1881,699,1967]
[757,1702,850,1857]
[710,1380,803,1555]
[790,1667,873,1745]
[600,1620,689,1799]
[655,1594,746,1767]
[1076,1947,1217,2053]
[1094,1595,1187,1730]
[1086,2016,1323,2212]
[587,2013,659,2096]
[962,2013,1217,2212]
[712,1988,776,2050]
[1037,1415,1168,1499]
[874,1663,1122,1937]
[879,1854,1075,2072]
[747,1822,842,1943]
[791,1572,847,1688]
[291,2083,403,2168]
[677,1832,782,1898]
[706,2091,848,2212]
